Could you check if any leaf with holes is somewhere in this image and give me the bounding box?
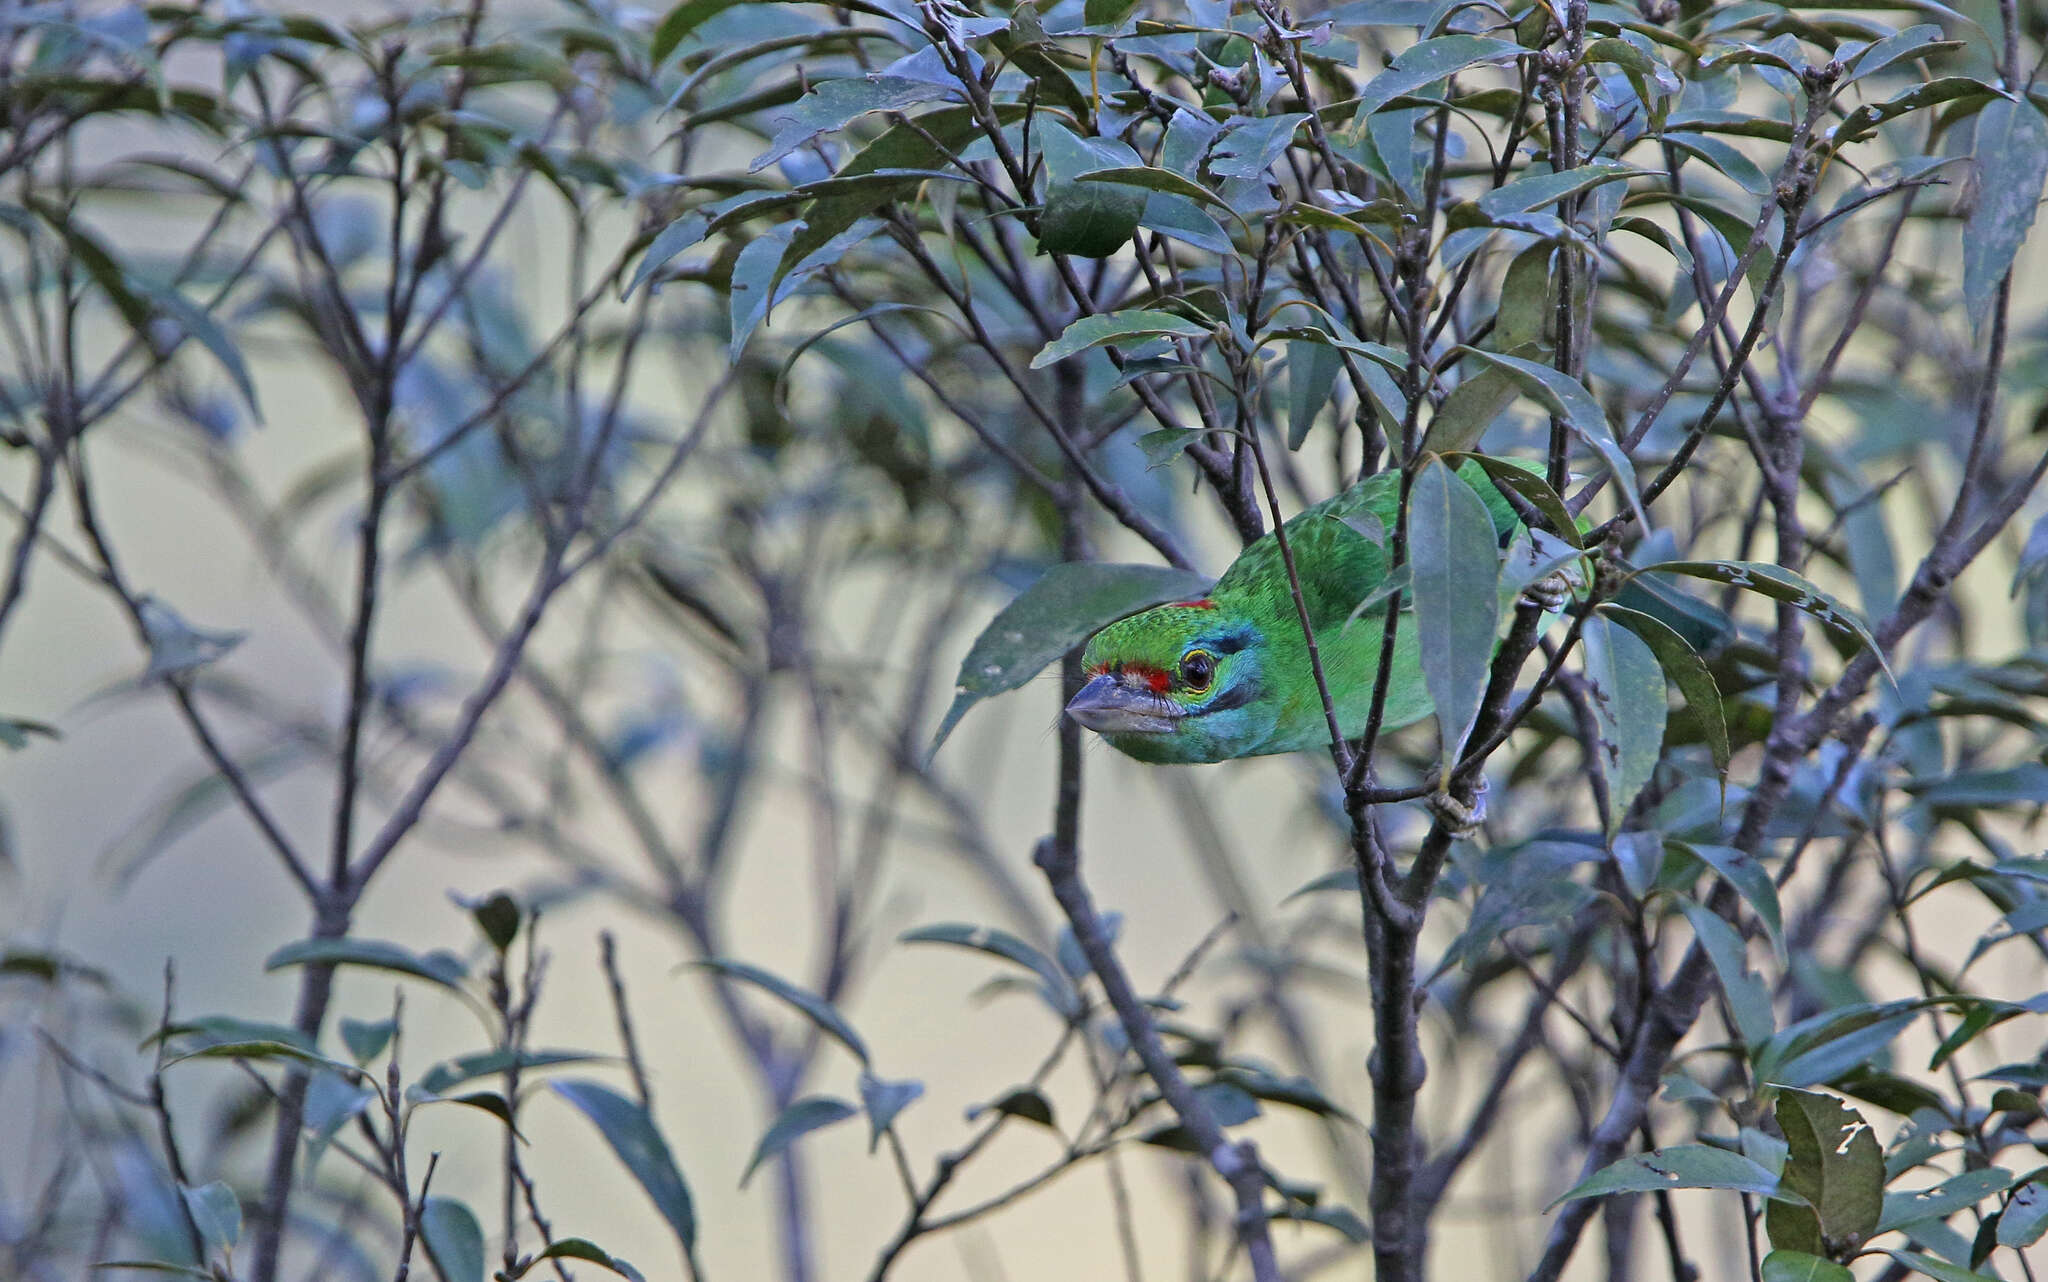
[1765,1088,1883,1256]
[1640,561,1892,682]
[1551,1144,1791,1208]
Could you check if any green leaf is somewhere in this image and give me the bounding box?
[1680,899,1775,1045]
[179,1182,239,1255]
[1761,1251,1854,1282]
[774,103,1027,298]
[1766,1088,1883,1256]
[693,959,868,1066]
[136,596,244,681]
[144,286,262,421]
[1641,561,1892,682]
[551,1081,697,1254]
[529,1239,645,1282]
[1077,166,1234,212]
[1999,1178,2048,1246]
[1031,309,1213,369]
[1208,113,1308,180]
[1963,96,2048,328]
[1907,763,2048,808]
[930,562,1213,757]
[649,0,902,64]
[1039,125,1146,258]
[1757,1004,1919,1090]
[1477,160,1641,218]
[899,923,1079,1018]
[467,892,519,952]
[0,716,58,751]
[974,1086,1058,1129]
[1458,349,1644,528]
[1672,840,1783,952]
[1664,130,1772,196]
[1875,1249,1999,1282]
[742,1096,858,1186]
[1580,613,1667,835]
[163,1039,365,1079]
[1449,453,1582,548]
[264,937,468,990]
[858,1073,924,1150]
[1350,36,1526,124]
[420,1197,484,1282]
[1604,607,1729,793]
[752,76,953,172]
[1551,1143,1789,1207]
[1613,216,1695,276]
[1879,1168,2013,1234]
[1287,338,1343,450]
[1843,24,1958,83]
[338,1017,395,1064]
[1409,456,1502,777]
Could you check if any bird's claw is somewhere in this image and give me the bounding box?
[1428,778,1489,839]
[1521,570,1574,613]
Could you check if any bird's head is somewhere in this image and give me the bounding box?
[1067,599,1274,764]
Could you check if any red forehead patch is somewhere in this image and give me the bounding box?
[1129,664,1170,694]
[1168,599,1216,610]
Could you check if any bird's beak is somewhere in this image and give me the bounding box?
[1065,673,1180,735]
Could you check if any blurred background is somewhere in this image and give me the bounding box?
[5,1,2048,1280]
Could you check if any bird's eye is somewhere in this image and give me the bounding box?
[1179,649,1216,693]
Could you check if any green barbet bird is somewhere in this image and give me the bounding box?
[1066,462,1528,764]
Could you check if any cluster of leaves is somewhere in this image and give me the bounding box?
[5,0,2048,1279]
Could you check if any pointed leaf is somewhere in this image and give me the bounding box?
[742,1096,858,1186]
[1580,613,1667,834]
[179,1183,240,1255]
[1410,456,1501,777]
[974,1086,1058,1130]
[1964,96,2048,328]
[1477,160,1642,217]
[1459,349,1644,528]
[1876,1249,1998,1282]
[1761,1251,1854,1282]
[1679,899,1775,1046]
[1673,840,1783,952]
[1551,1143,1788,1208]
[1287,339,1343,449]
[531,1239,645,1282]
[1449,453,1583,548]
[858,1074,924,1150]
[900,923,1079,1018]
[264,937,467,990]
[1031,309,1213,369]
[1604,605,1729,789]
[1350,36,1526,123]
[1641,561,1892,682]
[552,1081,695,1253]
[694,959,868,1066]
[930,562,1212,757]
[1879,1168,2013,1234]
